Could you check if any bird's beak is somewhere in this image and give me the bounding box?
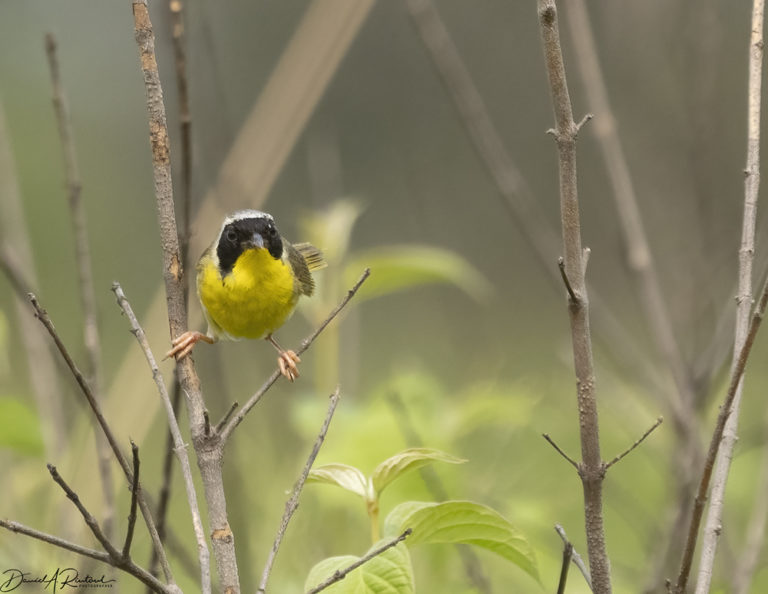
[243,233,264,250]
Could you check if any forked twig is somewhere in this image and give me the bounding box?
[542,433,580,471]
[306,529,413,594]
[555,524,592,592]
[258,389,341,593]
[28,293,173,582]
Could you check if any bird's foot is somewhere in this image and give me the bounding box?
[164,331,215,360]
[277,349,301,382]
[267,334,301,381]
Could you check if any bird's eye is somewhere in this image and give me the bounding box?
[226,230,237,242]
[266,225,276,236]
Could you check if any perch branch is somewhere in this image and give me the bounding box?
[674,271,768,593]
[542,433,580,471]
[45,31,116,544]
[555,524,593,592]
[695,1,765,592]
[28,293,173,582]
[219,267,370,443]
[306,529,413,594]
[604,417,663,470]
[537,1,611,592]
[257,389,341,593]
[112,282,211,593]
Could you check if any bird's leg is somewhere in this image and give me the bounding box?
[266,334,300,382]
[164,331,216,360]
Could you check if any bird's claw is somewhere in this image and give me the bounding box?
[277,350,301,382]
[164,331,213,360]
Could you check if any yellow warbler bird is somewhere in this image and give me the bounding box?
[166,210,326,381]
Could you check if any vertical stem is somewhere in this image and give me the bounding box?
[694,1,765,592]
[131,2,239,591]
[537,1,611,593]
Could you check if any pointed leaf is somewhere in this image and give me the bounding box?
[384,500,539,583]
[345,245,493,303]
[372,448,466,496]
[0,397,44,457]
[307,463,371,500]
[304,542,414,594]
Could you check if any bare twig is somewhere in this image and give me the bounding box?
[674,272,768,593]
[306,529,413,594]
[537,1,611,592]
[215,401,239,433]
[132,1,237,588]
[542,433,580,471]
[695,2,766,592]
[0,520,171,593]
[557,541,573,594]
[28,293,174,584]
[555,524,593,592]
[112,282,211,593]
[44,33,116,541]
[604,417,663,470]
[219,267,370,443]
[257,389,341,593]
[123,441,141,559]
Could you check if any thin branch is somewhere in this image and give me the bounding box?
[542,433,580,471]
[44,31,116,541]
[257,389,341,593]
[28,293,174,583]
[555,524,593,592]
[604,417,663,470]
[695,1,766,592]
[47,464,121,559]
[557,541,573,594]
[558,257,578,302]
[538,1,611,592]
[215,401,239,433]
[112,282,211,593]
[123,441,141,560]
[674,272,768,593]
[219,267,370,443]
[0,519,174,593]
[306,529,413,594]
[131,0,226,588]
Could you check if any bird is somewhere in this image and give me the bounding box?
[165,209,326,381]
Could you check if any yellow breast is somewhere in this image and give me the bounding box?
[197,248,298,340]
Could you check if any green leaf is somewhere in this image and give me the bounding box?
[0,397,44,457]
[304,541,414,594]
[371,448,466,496]
[307,463,373,501]
[345,245,493,303]
[383,500,539,583]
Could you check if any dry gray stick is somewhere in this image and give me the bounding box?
[695,2,765,592]
[674,271,768,593]
[28,293,174,585]
[122,441,141,560]
[537,1,612,592]
[113,282,211,593]
[131,1,239,589]
[257,389,341,593]
[306,529,413,594]
[44,30,116,548]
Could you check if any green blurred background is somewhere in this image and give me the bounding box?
[1,0,767,592]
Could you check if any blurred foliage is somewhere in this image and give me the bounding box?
[0,397,44,457]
